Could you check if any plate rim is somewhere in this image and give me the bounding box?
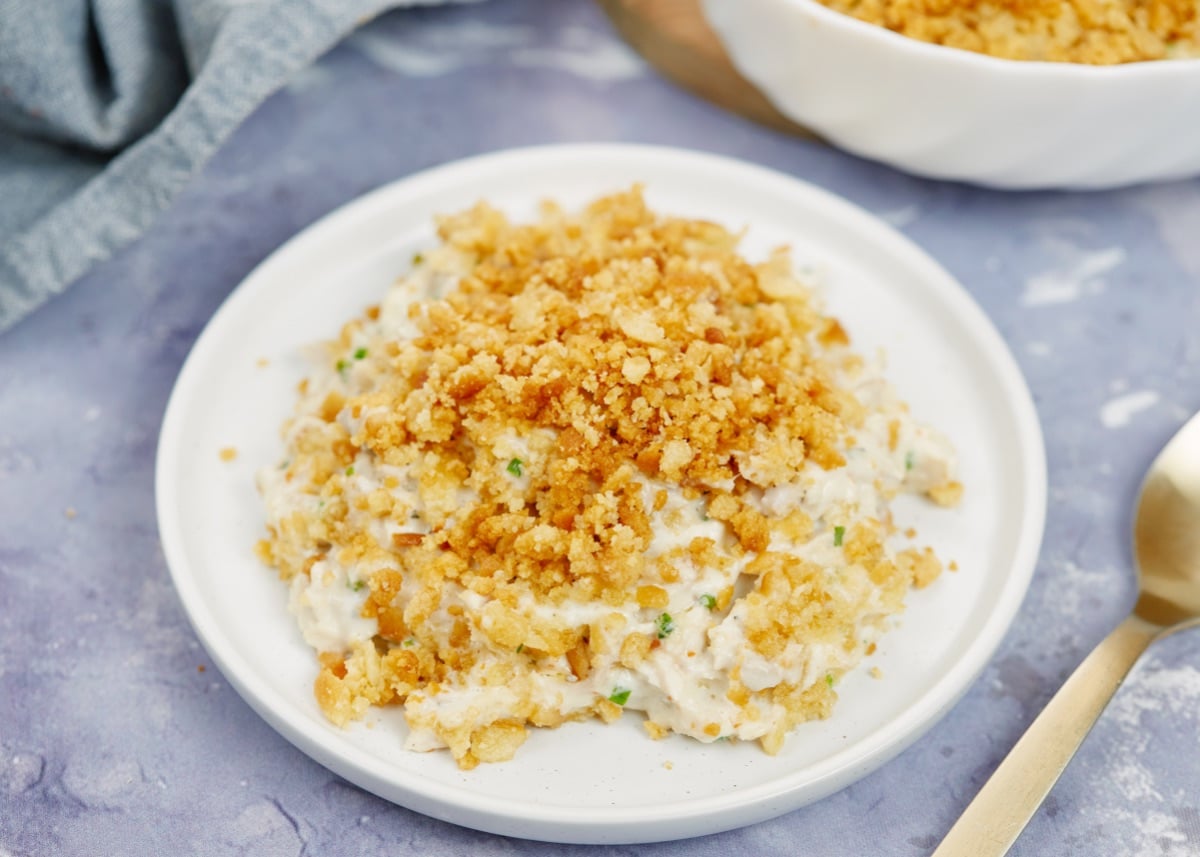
[155,142,1047,843]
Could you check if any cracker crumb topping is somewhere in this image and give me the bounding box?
[256,188,961,768]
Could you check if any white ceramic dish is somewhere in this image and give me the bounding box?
[701,0,1200,189]
[155,144,1045,843]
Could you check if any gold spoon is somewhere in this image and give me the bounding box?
[934,411,1200,856]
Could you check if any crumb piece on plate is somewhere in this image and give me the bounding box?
[927,480,964,507]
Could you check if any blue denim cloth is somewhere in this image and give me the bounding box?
[0,0,454,332]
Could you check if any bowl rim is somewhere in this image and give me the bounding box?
[783,0,1200,77]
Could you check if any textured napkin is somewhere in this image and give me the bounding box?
[0,0,462,333]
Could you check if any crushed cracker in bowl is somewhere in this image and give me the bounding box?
[254,188,962,770]
[816,0,1200,64]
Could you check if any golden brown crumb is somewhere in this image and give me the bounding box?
[927,480,964,507]
[898,546,944,589]
[595,698,624,723]
[64,507,77,520]
[870,666,884,679]
[619,633,655,669]
[470,719,527,764]
[818,0,1200,64]
[256,357,270,368]
[644,721,670,740]
[219,447,238,462]
[636,585,670,610]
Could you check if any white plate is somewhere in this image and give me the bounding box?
[155,144,1045,844]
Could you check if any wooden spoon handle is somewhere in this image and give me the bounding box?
[932,614,1160,857]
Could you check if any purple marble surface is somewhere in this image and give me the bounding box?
[2,2,1198,855]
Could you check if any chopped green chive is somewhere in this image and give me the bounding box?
[833,526,845,547]
[403,637,416,647]
[506,458,523,477]
[825,673,835,688]
[905,451,915,471]
[655,612,675,639]
[699,594,717,611]
[716,735,731,742]
[353,347,368,360]
[336,358,349,374]
[345,465,355,476]
[278,459,290,470]
[412,252,424,265]
[608,688,631,706]
[516,644,524,654]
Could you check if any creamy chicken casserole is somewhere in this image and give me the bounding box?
[256,189,962,769]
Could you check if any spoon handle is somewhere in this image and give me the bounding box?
[932,614,1160,857]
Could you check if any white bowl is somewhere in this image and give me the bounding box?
[701,0,1200,189]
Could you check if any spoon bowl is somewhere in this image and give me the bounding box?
[1134,411,1200,628]
[934,410,1200,856]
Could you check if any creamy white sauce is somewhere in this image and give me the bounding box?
[288,560,378,653]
